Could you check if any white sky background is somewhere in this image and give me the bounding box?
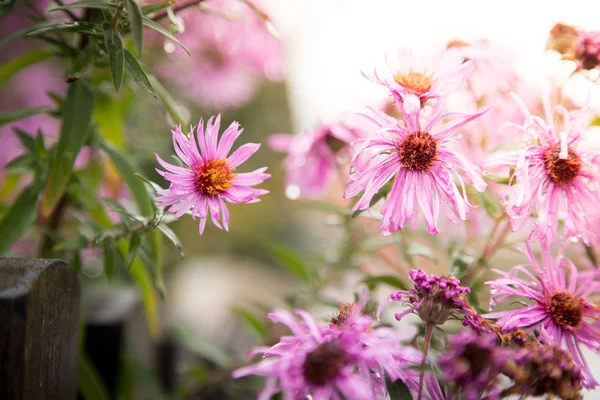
[262,0,600,130]
[257,1,600,397]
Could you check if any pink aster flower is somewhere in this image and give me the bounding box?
[154,115,269,234]
[486,243,600,388]
[343,105,487,235]
[233,297,431,400]
[367,49,474,114]
[268,120,362,199]
[484,95,600,250]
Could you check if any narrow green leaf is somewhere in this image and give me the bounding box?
[124,49,156,98]
[130,257,161,338]
[25,21,101,38]
[362,275,408,291]
[0,107,53,126]
[0,180,45,255]
[147,74,187,124]
[125,0,143,56]
[49,0,118,12]
[69,44,97,81]
[40,82,94,218]
[232,307,267,340]
[126,233,142,270]
[77,354,111,400]
[103,23,125,91]
[0,49,52,85]
[171,325,231,367]
[141,0,175,15]
[142,16,190,56]
[103,241,116,279]
[13,129,36,153]
[264,241,310,281]
[157,223,184,258]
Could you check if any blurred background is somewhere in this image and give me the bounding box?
[2,0,600,398]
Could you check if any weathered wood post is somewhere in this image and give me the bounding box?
[0,258,80,400]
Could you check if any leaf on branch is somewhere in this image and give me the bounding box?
[0,49,52,85]
[362,275,408,291]
[40,81,94,219]
[103,23,125,92]
[24,21,102,38]
[264,241,311,281]
[125,0,144,56]
[0,107,54,126]
[125,233,142,270]
[232,307,267,340]
[49,0,118,12]
[156,222,184,258]
[69,43,97,81]
[124,49,156,98]
[0,179,45,255]
[142,16,191,56]
[141,0,175,15]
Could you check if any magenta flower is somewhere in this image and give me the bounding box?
[575,29,600,71]
[484,96,600,250]
[155,115,269,234]
[486,243,600,388]
[378,269,473,326]
[268,120,362,199]
[155,0,283,110]
[438,331,512,400]
[344,105,487,235]
[233,299,427,400]
[367,49,474,114]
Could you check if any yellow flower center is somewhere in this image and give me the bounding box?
[195,159,235,196]
[393,70,434,96]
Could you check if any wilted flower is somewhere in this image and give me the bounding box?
[268,120,361,199]
[439,331,512,400]
[486,243,600,388]
[344,106,487,235]
[233,297,427,399]
[155,115,269,234]
[378,269,473,326]
[367,49,473,114]
[485,95,600,250]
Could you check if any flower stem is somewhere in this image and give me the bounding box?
[417,323,434,400]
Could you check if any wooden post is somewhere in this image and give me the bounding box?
[0,258,80,400]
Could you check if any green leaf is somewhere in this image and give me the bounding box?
[0,0,16,19]
[127,354,166,400]
[141,0,175,15]
[25,21,101,38]
[49,0,118,12]
[156,223,184,258]
[77,354,111,400]
[232,307,267,340]
[0,49,52,85]
[125,0,144,56]
[386,377,413,400]
[147,74,188,124]
[142,16,190,56]
[0,180,45,255]
[126,233,142,270]
[13,129,36,153]
[130,257,160,338]
[448,247,477,279]
[475,190,503,219]
[0,107,53,126]
[264,241,310,281]
[407,242,438,263]
[103,23,125,91]
[103,241,116,279]
[171,325,231,367]
[69,43,97,81]
[362,275,408,291]
[124,49,156,97]
[40,82,94,219]
[93,93,127,148]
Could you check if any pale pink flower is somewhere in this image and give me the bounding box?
[343,105,487,235]
[367,49,474,114]
[155,0,283,110]
[154,115,269,234]
[484,95,600,250]
[486,243,600,388]
[268,120,362,199]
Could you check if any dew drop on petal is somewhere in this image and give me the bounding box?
[285,185,301,200]
[570,236,579,243]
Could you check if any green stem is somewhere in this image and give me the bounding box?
[417,323,434,400]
